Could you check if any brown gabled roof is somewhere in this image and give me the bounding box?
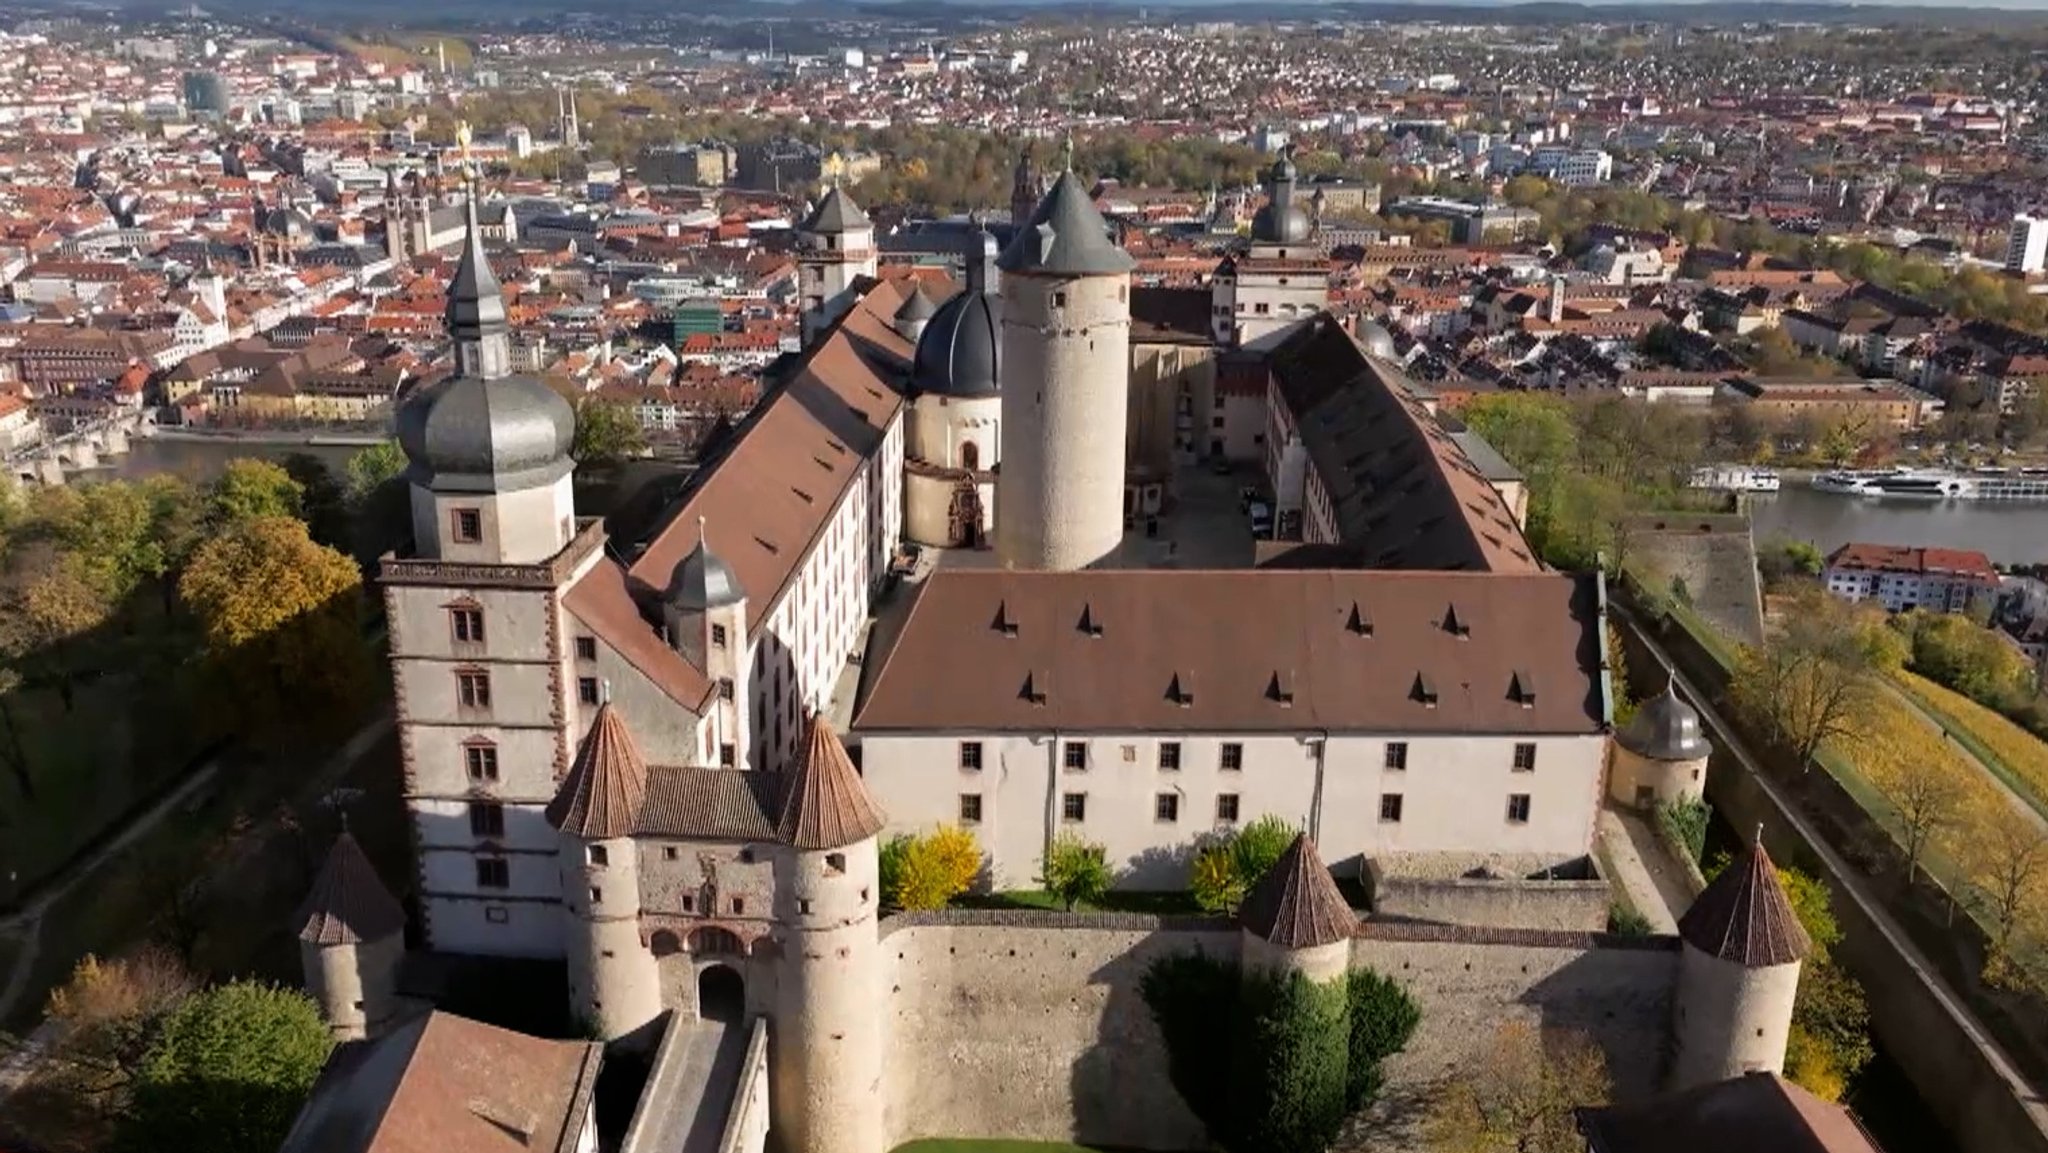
[295,831,406,946]
[1677,842,1812,968]
[1239,833,1356,949]
[777,714,887,850]
[635,766,781,842]
[545,703,649,839]
[853,569,1604,735]
[1578,1071,1881,1153]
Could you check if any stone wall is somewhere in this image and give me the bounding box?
[880,911,1680,1150]
[1362,855,1612,932]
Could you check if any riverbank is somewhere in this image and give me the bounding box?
[144,426,387,448]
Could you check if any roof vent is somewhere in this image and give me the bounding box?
[1441,603,1469,638]
[1166,672,1194,708]
[1345,602,1373,636]
[991,601,1019,636]
[1021,669,1049,706]
[1267,670,1295,706]
[1509,669,1537,708]
[1410,671,1438,708]
[1077,603,1103,637]
[467,1096,539,1146]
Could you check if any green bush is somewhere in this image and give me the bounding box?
[1139,951,1237,1138]
[1344,969,1421,1108]
[1039,832,1113,910]
[1189,815,1298,914]
[120,981,333,1153]
[1655,796,1710,864]
[1608,902,1654,937]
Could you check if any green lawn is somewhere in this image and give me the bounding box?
[953,890,1204,915]
[894,1143,1106,1153]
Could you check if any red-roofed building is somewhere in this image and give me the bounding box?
[1823,542,1999,614]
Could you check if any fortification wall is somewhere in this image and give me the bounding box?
[1363,856,1611,932]
[881,912,1681,1150]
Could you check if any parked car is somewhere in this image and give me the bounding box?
[1247,501,1273,537]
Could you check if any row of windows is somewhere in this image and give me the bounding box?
[962,740,1539,773]
[952,791,1536,828]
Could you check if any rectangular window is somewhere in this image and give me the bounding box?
[1507,794,1532,824]
[1216,793,1240,822]
[468,802,504,837]
[711,623,728,648]
[451,508,482,543]
[1220,743,1244,771]
[1512,743,1537,772]
[960,741,983,770]
[720,743,736,767]
[1063,741,1087,771]
[450,606,484,644]
[464,745,499,781]
[1384,742,1408,771]
[578,677,600,705]
[475,858,510,888]
[719,678,735,701]
[1062,793,1087,823]
[588,844,609,867]
[1159,742,1182,771]
[1155,793,1180,822]
[574,636,597,661]
[1052,290,1067,307]
[959,793,983,823]
[1380,794,1404,823]
[457,670,491,709]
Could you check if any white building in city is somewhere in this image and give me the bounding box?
[1211,152,1330,349]
[1822,541,2000,614]
[2008,212,2048,275]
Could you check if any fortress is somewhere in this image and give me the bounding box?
[282,162,1819,1153]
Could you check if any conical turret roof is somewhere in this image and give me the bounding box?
[546,702,651,840]
[1677,840,1812,967]
[778,713,887,850]
[998,170,1134,277]
[294,831,406,946]
[895,283,940,322]
[1239,832,1356,949]
[801,185,870,234]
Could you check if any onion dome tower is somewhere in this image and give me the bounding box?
[394,196,577,565]
[546,701,663,1040]
[663,518,750,769]
[1671,837,1811,1090]
[772,713,889,1153]
[994,170,1135,572]
[1238,832,1356,983]
[1611,676,1713,809]
[294,830,407,1041]
[1251,150,1311,245]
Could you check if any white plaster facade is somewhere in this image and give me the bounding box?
[903,392,1000,547]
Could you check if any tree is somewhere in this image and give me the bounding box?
[41,949,197,1112]
[571,399,647,465]
[1730,589,1888,766]
[1424,1020,1610,1153]
[343,440,408,506]
[1868,751,1968,885]
[887,825,983,910]
[1039,833,1113,911]
[1960,802,2048,974]
[0,541,115,714]
[1226,969,1350,1153]
[1189,815,1296,914]
[1345,968,1421,1108]
[120,982,333,1153]
[281,454,350,553]
[177,517,370,732]
[208,459,304,528]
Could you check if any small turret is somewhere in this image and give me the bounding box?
[1610,674,1712,809]
[893,283,939,344]
[546,701,663,1040]
[663,517,750,769]
[1238,832,1355,983]
[294,830,406,1041]
[772,713,888,1153]
[1671,836,1811,1090]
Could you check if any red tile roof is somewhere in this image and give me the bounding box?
[1824,542,1996,581]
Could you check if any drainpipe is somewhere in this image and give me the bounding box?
[1308,730,1330,843]
[1044,730,1061,869]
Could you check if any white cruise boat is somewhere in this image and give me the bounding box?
[1689,465,1782,493]
[1809,466,2048,501]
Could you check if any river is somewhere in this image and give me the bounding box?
[100,434,367,483]
[1750,483,2048,567]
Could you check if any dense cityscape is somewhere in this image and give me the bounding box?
[2,6,2048,1153]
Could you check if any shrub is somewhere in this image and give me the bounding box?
[887,825,983,910]
[1139,951,1237,1138]
[1654,796,1710,864]
[878,834,912,908]
[1608,902,1653,937]
[1039,833,1113,911]
[1188,815,1298,914]
[1344,968,1420,1109]
[120,981,333,1153]
[1226,969,1349,1153]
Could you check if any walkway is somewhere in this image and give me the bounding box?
[637,1019,748,1153]
[1595,808,1696,933]
[0,714,393,1102]
[1622,607,2048,1138]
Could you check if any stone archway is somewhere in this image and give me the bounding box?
[697,964,745,1023]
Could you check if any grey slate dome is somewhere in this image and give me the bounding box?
[265,205,311,238]
[667,518,745,611]
[913,230,1005,398]
[998,170,1133,277]
[1357,320,1397,361]
[1618,680,1712,761]
[395,373,576,494]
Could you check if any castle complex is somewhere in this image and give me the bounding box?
[284,161,1822,1153]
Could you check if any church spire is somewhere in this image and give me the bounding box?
[445,192,510,380]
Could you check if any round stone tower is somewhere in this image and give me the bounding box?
[994,169,1135,572]
[294,829,407,1041]
[546,700,663,1041]
[1671,838,1811,1090]
[1238,832,1355,984]
[771,713,889,1153]
[1609,675,1712,809]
